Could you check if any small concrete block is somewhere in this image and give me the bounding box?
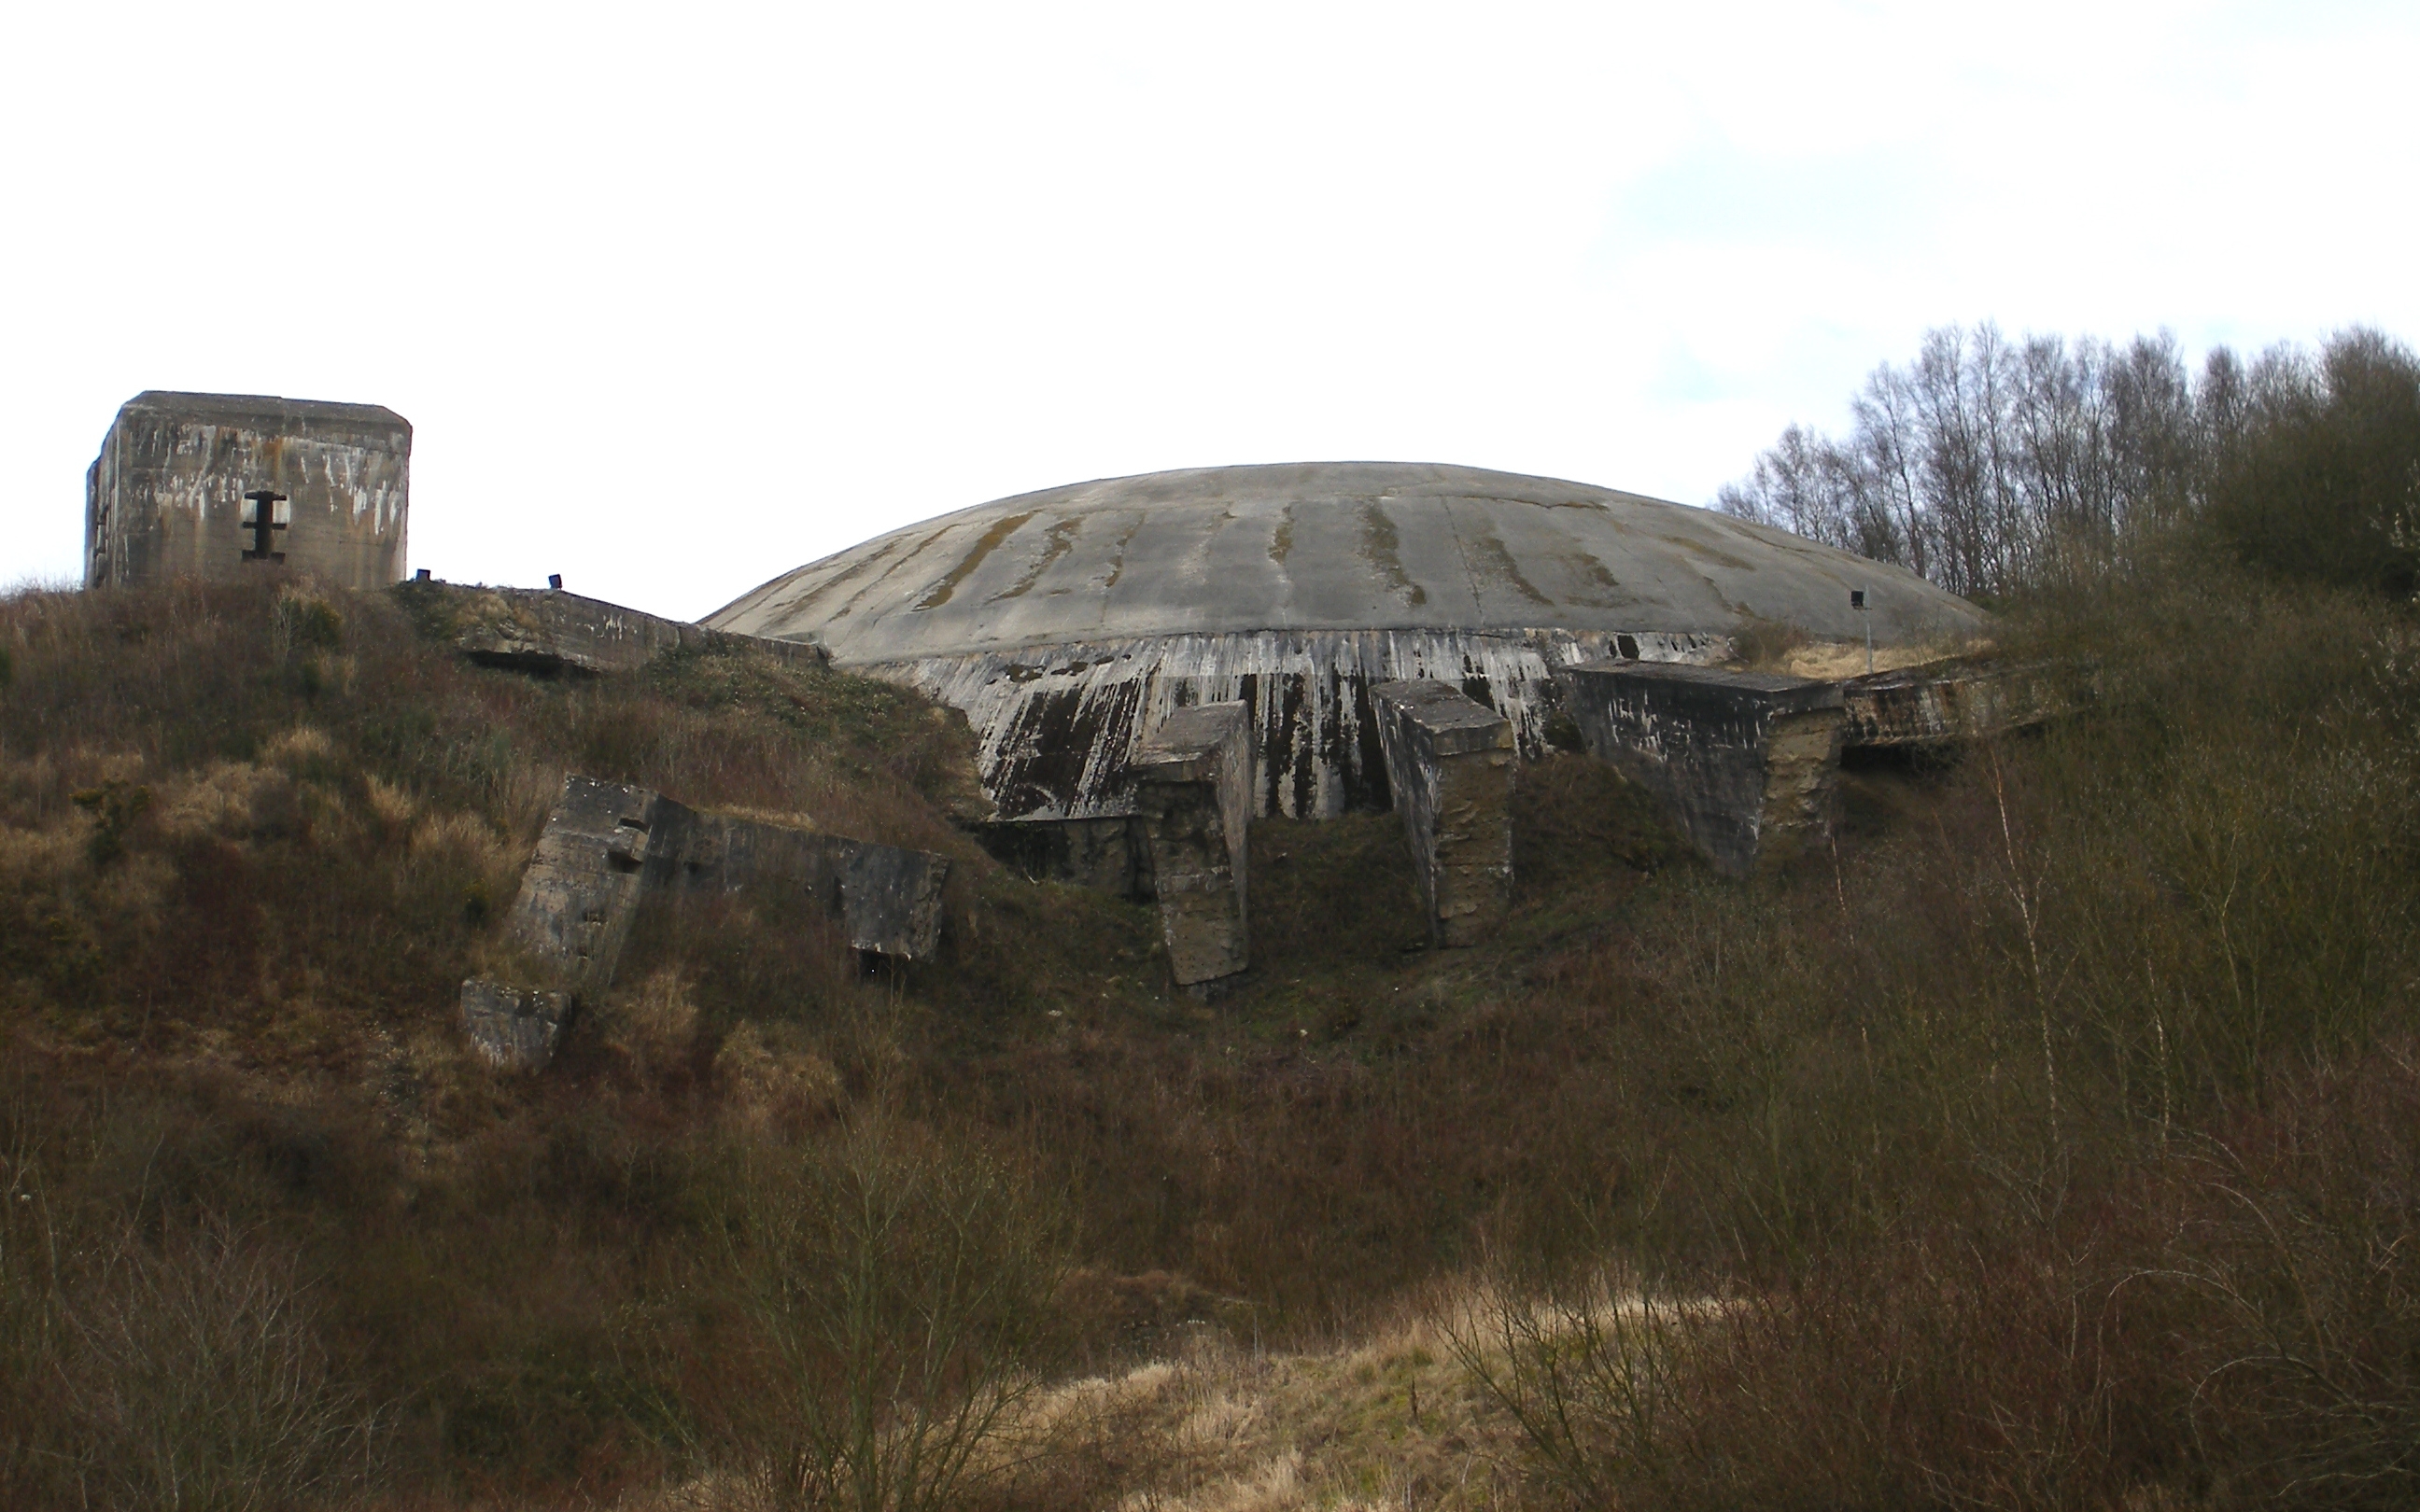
[837,840,950,959]
[1563,661,1846,876]
[1372,680,1514,948]
[1133,702,1253,987]
[460,979,573,1070]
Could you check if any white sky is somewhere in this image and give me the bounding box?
[4,1,2414,620]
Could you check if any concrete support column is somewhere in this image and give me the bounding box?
[1563,662,1846,877]
[1132,702,1253,989]
[1371,680,1514,948]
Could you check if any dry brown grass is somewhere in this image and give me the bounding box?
[7,560,2420,1509]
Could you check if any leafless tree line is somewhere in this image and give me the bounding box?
[1715,323,2417,600]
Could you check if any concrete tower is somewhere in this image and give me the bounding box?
[85,391,411,590]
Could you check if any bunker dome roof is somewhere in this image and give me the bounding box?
[707,461,1982,663]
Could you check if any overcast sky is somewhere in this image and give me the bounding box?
[4,1,2413,619]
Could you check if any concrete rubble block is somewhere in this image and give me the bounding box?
[668,813,950,961]
[415,582,830,677]
[501,776,691,995]
[463,773,954,1065]
[1842,659,2064,748]
[458,980,574,1071]
[1371,679,1515,948]
[1564,661,1847,877]
[1131,702,1253,987]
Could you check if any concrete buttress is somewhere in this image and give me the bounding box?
[1371,679,1514,947]
[1132,703,1253,989]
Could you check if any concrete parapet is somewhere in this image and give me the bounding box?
[1371,679,1514,948]
[1842,659,2062,747]
[1132,703,1253,988]
[411,581,829,677]
[461,774,948,1068]
[1564,662,1846,877]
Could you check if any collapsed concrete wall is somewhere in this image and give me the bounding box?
[666,812,950,959]
[1564,662,1846,877]
[86,391,410,590]
[461,775,950,1069]
[1371,680,1513,947]
[1131,703,1253,989]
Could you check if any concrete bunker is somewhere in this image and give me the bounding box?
[87,391,411,591]
[705,461,1996,907]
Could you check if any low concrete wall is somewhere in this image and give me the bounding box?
[406,581,830,677]
[1564,662,1845,877]
[973,815,1145,896]
[1371,679,1513,948]
[1842,659,2062,747]
[1132,703,1252,988]
[668,812,950,959]
[462,773,949,1068]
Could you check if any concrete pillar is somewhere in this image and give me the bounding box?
[1371,680,1514,948]
[1562,662,1845,877]
[1132,702,1253,988]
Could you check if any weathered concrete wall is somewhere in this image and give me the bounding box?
[461,774,949,1068]
[668,812,949,959]
[1842,659,2063,747]
[975,815,1144,894]
[1565,662,1846,877]
[416,582,831,676]
[1372,680,1513,947]
[1131,702,1252,987]
[885,625,1722,827]
[87,392,410,590]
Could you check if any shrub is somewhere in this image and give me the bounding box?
[722,1122,1069,1512]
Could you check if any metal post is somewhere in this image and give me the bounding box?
[1850,589,1871,674]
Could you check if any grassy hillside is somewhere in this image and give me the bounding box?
[6,555,2420,1511]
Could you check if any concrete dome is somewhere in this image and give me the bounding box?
[710,461,1979,658]
[705,464,1985,862]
